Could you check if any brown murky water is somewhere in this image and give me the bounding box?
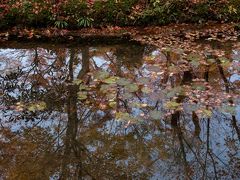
[0,41,239,179]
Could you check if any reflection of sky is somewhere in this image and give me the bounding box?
[93,56,110,67]
[230,73,240,82]
[0,48,57,75]
[236,105,240,120]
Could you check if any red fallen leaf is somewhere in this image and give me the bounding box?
[28,31,34,39]
[113,26,122,31]
[60,30,68,36]
[44,29,51,37]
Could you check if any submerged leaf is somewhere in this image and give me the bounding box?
[147,65,161,72]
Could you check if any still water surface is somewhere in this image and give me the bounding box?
[0,41,239,179]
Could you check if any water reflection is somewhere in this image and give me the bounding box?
[0,42,239,179]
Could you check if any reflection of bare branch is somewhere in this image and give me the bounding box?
[216,59,240,143]
[203,118,219,180]
[217,59,230,93]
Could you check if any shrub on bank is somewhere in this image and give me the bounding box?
[0,0,240,29]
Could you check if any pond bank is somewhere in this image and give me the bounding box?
[1,23,239,46]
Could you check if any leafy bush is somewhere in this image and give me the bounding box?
[0,0,240,29]
[54,20,68,29]
[77,17,94,27]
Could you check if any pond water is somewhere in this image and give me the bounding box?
[0,40,239,179]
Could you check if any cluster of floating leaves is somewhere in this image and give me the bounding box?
[70,47,239,126]
[15,101,47,112]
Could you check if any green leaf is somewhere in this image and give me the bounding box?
[28,101,46,112]
[95,71,110,80]
[207,58,215,64]
[221,61,232,68]
[202,109,212,117]
[220,105,236,115]
[28,106,36,112]
[138,77,150,84]
[109,101,117,108]
[77,92,87,100]
[129,102,141,108]
[164,101,180,110]
[219,57,229,63]
[190,60,200,68]
[122,92,133,99]
[116,78,131,86]
[116,112,137,122]
[100,84,114,93]
[125,84,138,93]
[106,93,116,100]
[73,79,83,85]
[187,53,201,62]
[141,87,151,94]
[79,84,89,90]
[166,86,182,98]
[149,110,162,120]
[192,85,206,91]
[103,76,118,84]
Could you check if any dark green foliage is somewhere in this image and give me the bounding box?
[0,0,240,29]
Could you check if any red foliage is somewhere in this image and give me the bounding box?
[0,1,10,18]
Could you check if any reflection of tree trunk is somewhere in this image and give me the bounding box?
[61,84,79,179]
[78,47,90,79]
[181,70,192,85]
[61,47,90,179]
[114,45,144,70]
[232,115,240,143]
[170,69,194,178]
[203,118,218,180]
[217,60,229,93]
[171,70,193,126]
[61,48,79,179]
[171,111,192,179]
[217,61,240,143]
[204,65,210,82]
[192,111,201,138]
